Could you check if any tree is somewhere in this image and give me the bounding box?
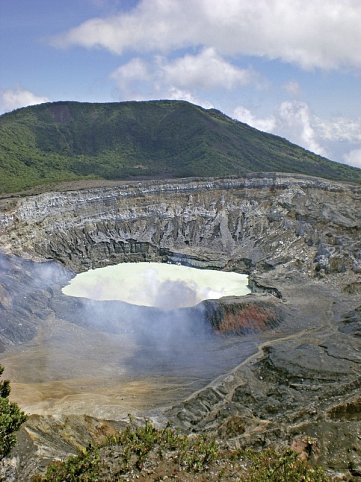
[0,365,27,459]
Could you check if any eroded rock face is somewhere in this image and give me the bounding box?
[0,254,70,348]
[0,173,360,480]
[0,173,360,276]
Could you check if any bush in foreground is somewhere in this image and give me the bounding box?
[33,418,329,481]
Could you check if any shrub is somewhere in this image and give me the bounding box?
[34,419,330,481]
[0,364,27,459]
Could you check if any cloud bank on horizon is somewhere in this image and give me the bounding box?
[1,0,361,168]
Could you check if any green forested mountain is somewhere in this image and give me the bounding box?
[0,100,360,193]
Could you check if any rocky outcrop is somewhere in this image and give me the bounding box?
[203,295,282,335]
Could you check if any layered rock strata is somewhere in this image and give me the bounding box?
[0,173,360,275]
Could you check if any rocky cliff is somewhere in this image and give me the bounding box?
[1,173,360,275]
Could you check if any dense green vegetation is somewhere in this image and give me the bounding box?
[0,365,27,459]
[33,419,329,481]
[1,99,360,194]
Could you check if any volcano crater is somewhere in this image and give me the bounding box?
[0,174,361,477]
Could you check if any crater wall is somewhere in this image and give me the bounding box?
[0,174,360,275]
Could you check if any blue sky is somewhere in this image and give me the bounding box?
[1,0,361,168]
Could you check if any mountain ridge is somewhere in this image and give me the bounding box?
[0,99,360,193]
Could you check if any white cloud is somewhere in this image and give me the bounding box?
[278,101,327,156]
[231,100,356,161]
[343,148,361,168]
[111,58,150,87]
[110,49,252,106]
[161,48,253,90]
[53,0,361,71]
[315,117,361,143]
[111,49,252,94]
[233,101,329,157]
[0,88,49,112]
[233,106,276,133]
